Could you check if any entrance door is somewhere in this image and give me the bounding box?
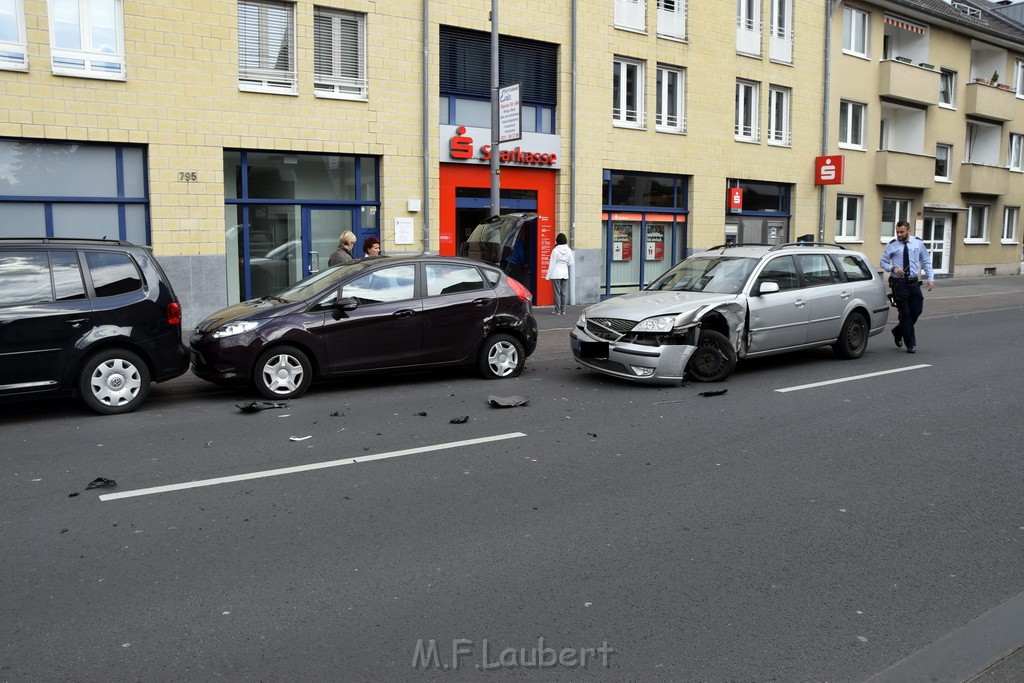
[454,189,538,295]
[921,214,951,274]
[308,207,362,273]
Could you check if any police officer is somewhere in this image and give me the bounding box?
[880,220,935,353]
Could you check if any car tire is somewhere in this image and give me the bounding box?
[478,333,525,379]
[686,330,737,383]
[79,348,151,415]
[834,312,869,359]
[254,345,313,399]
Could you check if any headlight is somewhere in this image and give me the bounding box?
[576,310,587,327]
[212,320,264,339]
[632,315,679,333]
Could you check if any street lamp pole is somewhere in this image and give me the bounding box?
[490,0,500,218]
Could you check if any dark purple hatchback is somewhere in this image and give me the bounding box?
[189,255,538,399]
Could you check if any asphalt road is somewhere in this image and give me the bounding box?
[2,275,1023,682]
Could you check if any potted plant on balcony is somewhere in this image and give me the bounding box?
[991,70,999,85]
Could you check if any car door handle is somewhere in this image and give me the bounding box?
[66,318,90,328]
[839,290,852,299]
[393,309,416,318]
[794,299,806,308]
[472,297,491,306]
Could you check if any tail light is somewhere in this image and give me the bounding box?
[507,277,533,302]
[166,302,182,325]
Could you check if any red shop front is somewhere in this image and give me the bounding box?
[438,128,559,307]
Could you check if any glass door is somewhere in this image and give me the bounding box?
[308,207,356,274]
[922,214,951,274]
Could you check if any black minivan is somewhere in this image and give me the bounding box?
[0,239,190,414]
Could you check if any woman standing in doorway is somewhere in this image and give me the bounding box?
[544,233,574,315]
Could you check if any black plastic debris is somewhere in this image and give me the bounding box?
[699,389,728,397]
[450,416,470,424]
[85,477,117,490]
[587,432,597,437]
[236,401,288,413]
[416,412,427,416]
[488,395,529,408]
[68,492,79,498]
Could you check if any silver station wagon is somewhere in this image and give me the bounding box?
[570,243,890,385]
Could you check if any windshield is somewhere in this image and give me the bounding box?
[272,259,380,302]
[647,256,758,294]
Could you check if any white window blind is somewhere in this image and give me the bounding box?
[314,7,366,98]
[238,0,295,93]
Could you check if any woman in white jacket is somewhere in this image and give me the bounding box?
[544,232,575,315]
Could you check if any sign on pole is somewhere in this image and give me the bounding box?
[499,82,522,143]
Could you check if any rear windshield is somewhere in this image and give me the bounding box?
[647,256,758,294]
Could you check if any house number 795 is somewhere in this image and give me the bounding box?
[179,171,198,182]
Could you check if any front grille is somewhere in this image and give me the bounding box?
[586,317,635,341]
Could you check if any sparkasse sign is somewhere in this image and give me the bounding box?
[440,125,562,169]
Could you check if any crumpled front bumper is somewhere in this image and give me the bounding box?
[569,325,697,386]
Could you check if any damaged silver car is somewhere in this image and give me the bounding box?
[570,243,890,384]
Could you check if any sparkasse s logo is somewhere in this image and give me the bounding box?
[450,126,474,159]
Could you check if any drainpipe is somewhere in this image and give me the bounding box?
[820,0,842,241]
[422,0,431,253]
[569,0,578,305]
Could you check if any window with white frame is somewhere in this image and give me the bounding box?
[839,100,865,149]
[1016,60,1024,98]
[966,204,989,241]
[238,0,296,94]
[48,0,125,79]
[656,65,685,132]
[835,195,862,240]
[768,85,790,146]
[313,7,366,99]
[939,69,956,107]
[1002,206,1019,243]
[615,0,646,31]
[735,80,759,142]
[935,143,952,181]
[1008,133,1023,171]
[769,0,793,63]
[613,57,645,127]
[736,0,761,56]
[0,0,27,70]
[965,121,1001,166]
[657,0,686,40]
[881,197,911,240]
[842,7,868,58]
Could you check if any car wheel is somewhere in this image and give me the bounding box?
[834,312,868,359]
[79,348,151,415]
[254,345,312,399]
[686,330,737,383]
[478,333,525,379]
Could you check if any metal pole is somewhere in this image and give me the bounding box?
[490,0,500,217]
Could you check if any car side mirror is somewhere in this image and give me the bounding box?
[335,296,359,311]
[757,281,781,295]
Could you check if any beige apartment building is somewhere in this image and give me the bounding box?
[827,0,1024,277]
[0,0,1018,328]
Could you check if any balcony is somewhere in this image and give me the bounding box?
[878,60,939,106]
[874,150,935,188]
[963,82,1016,122]
[959,163,1009,195]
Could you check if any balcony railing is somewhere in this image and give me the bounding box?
[874,150,934,189]
[963,81,1016,122]
[878,60,939,107]
[960,163,1010,195]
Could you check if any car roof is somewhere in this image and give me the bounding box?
[694,242,858,260]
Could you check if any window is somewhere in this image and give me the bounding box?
[734,80,759,142]
[836,254,874,281]
[426,264,486,296]
[238,0,296,94]
[769,0,793,63]
[313,7,366,99]
[842,7,868,57]
[48,0,125,79]
[613,57,645,127]
[343,264,416,304]
[881,198,911,240]
[614,0,646,31]
[966,204,988,242]
[835,195,861,240]
[657,0,686,39]
[756,255,798,291]
[768,85,790,146]
[797,254,839,286]
[965,121,1001,166]
[1016,60,1024,98]
[935,143,952,181]
[939,69,956,107]
[736,0,761,56]
[839,100,865,149]
[656,65,684,132]
[1008,133,1023,171]
[85,251,141,297]
[1002,206,1019,243]
[0,0,27,70]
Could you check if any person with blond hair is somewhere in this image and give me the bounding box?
[328,230,356,266]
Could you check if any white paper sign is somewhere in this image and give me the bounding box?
[394,217,415,245]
